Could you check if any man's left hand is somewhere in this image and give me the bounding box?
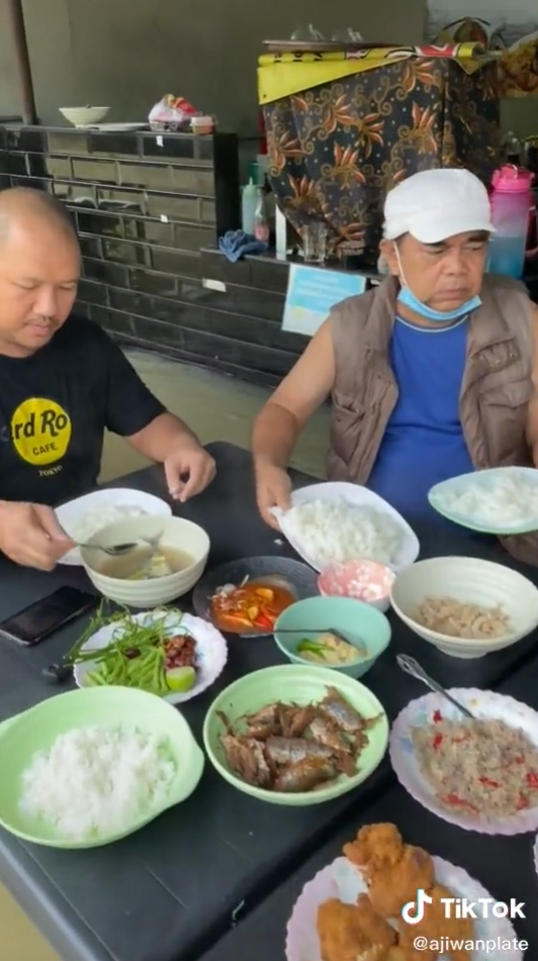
[163,441,216,502]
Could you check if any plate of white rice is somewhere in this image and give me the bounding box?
[273,482,420,573]
[428,467,538,534]
[56,488,172,565]
[0,687,204,848]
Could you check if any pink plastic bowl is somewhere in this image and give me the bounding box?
[317,559,395,612]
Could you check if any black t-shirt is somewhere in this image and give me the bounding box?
[0,316,166,505]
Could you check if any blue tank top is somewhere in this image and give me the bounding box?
[367,315,474,516]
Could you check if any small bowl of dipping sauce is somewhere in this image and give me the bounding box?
[318,559,395,613]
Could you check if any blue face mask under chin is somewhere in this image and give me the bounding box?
[397,285,482,323]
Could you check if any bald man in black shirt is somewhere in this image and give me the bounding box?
[0,188,215,570]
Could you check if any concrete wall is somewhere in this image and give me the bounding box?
[1,0,537,136]
[7,0,426,132]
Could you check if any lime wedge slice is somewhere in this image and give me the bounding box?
[166,665,196,693]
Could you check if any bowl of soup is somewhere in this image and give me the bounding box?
[80,515,210,607]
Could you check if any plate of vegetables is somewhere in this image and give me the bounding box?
[69,607,228,704]
[193,556,319,635]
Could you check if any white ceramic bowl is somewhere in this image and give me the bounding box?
[317,559,395,612]
[56,488,172,566]
[80,515,210,607]
[390,556,538,658]
[59,106,110,126]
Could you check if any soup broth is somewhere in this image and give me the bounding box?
[100,546,196,580]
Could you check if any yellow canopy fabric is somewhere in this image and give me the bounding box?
[258,43,497,104]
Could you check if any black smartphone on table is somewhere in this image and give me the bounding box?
[0,586,98,647]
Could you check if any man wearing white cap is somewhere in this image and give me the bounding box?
[251,168,538,564]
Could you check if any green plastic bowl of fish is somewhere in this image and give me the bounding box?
[202,665,389,805]
[273,596,392,678]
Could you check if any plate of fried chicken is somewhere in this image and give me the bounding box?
[286,823,522,961]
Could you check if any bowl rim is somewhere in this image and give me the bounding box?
[80,516,210,584]
[60,105,111,111]
[202,664,389,800]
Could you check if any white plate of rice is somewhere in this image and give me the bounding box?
[273,482,420,573]
[56,488,172,565]
[428,466,538,534]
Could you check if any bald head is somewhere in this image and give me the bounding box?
[0,188,81,357]
[0,187,77,245]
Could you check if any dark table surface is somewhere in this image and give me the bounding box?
[2,441,538,961]
[198,655,538,961]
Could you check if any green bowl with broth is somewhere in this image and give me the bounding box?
[80,515,210,608]
[273,596,392,678]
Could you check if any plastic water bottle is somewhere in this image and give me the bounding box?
[488,165,534,278]
[241,178,258,236]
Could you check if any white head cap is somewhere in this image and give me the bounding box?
[383,168,494,243]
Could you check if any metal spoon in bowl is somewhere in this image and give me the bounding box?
[240,625,368,655]
[396,654,475,718]
[76,532,163,557]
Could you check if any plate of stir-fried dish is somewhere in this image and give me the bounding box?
[390,689,538,834]
[286,823,522,961]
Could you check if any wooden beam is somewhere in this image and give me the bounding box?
[7,0,37,124]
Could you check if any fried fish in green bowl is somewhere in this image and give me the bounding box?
[202,665,388,805]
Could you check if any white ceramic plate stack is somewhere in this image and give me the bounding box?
[390,556,538,658]
[273,481,420,574]
[56,489,172,566]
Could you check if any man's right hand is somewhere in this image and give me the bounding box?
[254,460,292,529]
[0,501,74,571]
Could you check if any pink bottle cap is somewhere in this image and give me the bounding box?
[491,164,534,192]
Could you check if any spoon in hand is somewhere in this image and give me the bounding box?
[396,654,475,719]
[76,532,163,557]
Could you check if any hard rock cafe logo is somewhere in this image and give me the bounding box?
[10,398,72,467]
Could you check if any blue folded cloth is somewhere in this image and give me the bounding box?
[218,230,268,263]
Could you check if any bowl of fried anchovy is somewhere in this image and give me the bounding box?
[202,665,388,805]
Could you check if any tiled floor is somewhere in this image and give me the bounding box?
[1,349,329,961]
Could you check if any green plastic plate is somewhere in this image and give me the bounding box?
[428,467,538,535]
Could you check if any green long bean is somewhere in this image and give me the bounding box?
[81,607,183,696]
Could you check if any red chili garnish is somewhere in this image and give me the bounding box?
[526,772,538,789]
[432,733,443,750]
[516,793,529,810]
[444,793,479,813]
[432,709,443,723]
[478,777,499,788]
[254,613,274,629]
